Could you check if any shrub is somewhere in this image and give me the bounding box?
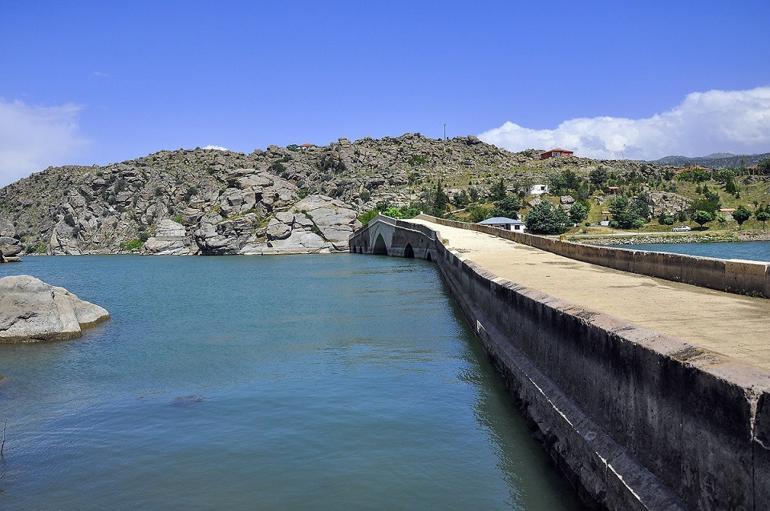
[358,209,378,224]
[453,190,469,207]
[120,239,144,251]
[270,161,287,174]
[525,202,570,234]
[407,154,428,166]
[359,190,371,202]
[756,210,770,229]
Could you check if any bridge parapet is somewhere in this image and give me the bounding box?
[415,214,770,298]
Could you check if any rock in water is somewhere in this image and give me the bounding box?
[0,276,110,343]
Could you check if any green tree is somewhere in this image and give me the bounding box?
[491,195,522,219]
[690,188,721,215]
[589,167,608,189]
[692,210,713,230]
[525,202,570,234]
[548,169,581,195]
[608,195,650,229]
[489,179,507,201]
[733,205,751,229]
[467,205,493,223]
[431,180,449,217]
[569,202,589,224]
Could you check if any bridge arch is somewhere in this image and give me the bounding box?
[373,234,388,255]
[403,243,414,258]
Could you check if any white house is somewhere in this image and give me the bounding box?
[479,217,526,233]
[529,184,549,195]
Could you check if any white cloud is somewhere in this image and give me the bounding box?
[202,145,228,151]
[0,99,88,187]
[479,86,770,160]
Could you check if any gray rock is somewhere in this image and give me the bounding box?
[143,219,192,255]
[0,217,15,238]
[0,275,109,343]
[266,218,291,240]
[560,195,575,205]
[292,195,361,250]
[267,231,331,253]
[0,237,22,257]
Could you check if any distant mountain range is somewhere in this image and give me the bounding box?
[653,152,770,168]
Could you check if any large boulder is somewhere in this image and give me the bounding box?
[290,195,361,250]
[0,276,110,343]
[143,219,193,255]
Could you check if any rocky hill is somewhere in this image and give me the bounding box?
[0,133,688,256]
[653,152,770,169]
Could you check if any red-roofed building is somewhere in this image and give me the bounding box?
[540,148,574,159]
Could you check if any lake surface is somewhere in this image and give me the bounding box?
[0,255,582,510]
[629,240,770,262]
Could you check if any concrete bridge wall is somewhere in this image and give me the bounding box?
[416,214,770,298]
[349,216,770,511]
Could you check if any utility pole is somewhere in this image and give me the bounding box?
[443,123,446,141]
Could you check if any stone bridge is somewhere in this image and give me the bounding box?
[348,214,770,511]
[349,214,437,260]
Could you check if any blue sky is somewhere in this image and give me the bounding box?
[1,0,770,184]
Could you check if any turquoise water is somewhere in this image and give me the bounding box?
[628,240,770,262]
[0,255,582,510]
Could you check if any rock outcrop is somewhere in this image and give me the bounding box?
[0,276,109,342]
[240,195,361,254]
[0,217,22,262]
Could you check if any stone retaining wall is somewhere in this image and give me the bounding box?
[416,215,770,298]
[349,217,770,510]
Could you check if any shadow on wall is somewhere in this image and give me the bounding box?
[373,234,388,255]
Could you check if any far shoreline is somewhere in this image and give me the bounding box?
[566,230,770,246]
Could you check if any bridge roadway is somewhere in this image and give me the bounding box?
[406,218,770,370]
